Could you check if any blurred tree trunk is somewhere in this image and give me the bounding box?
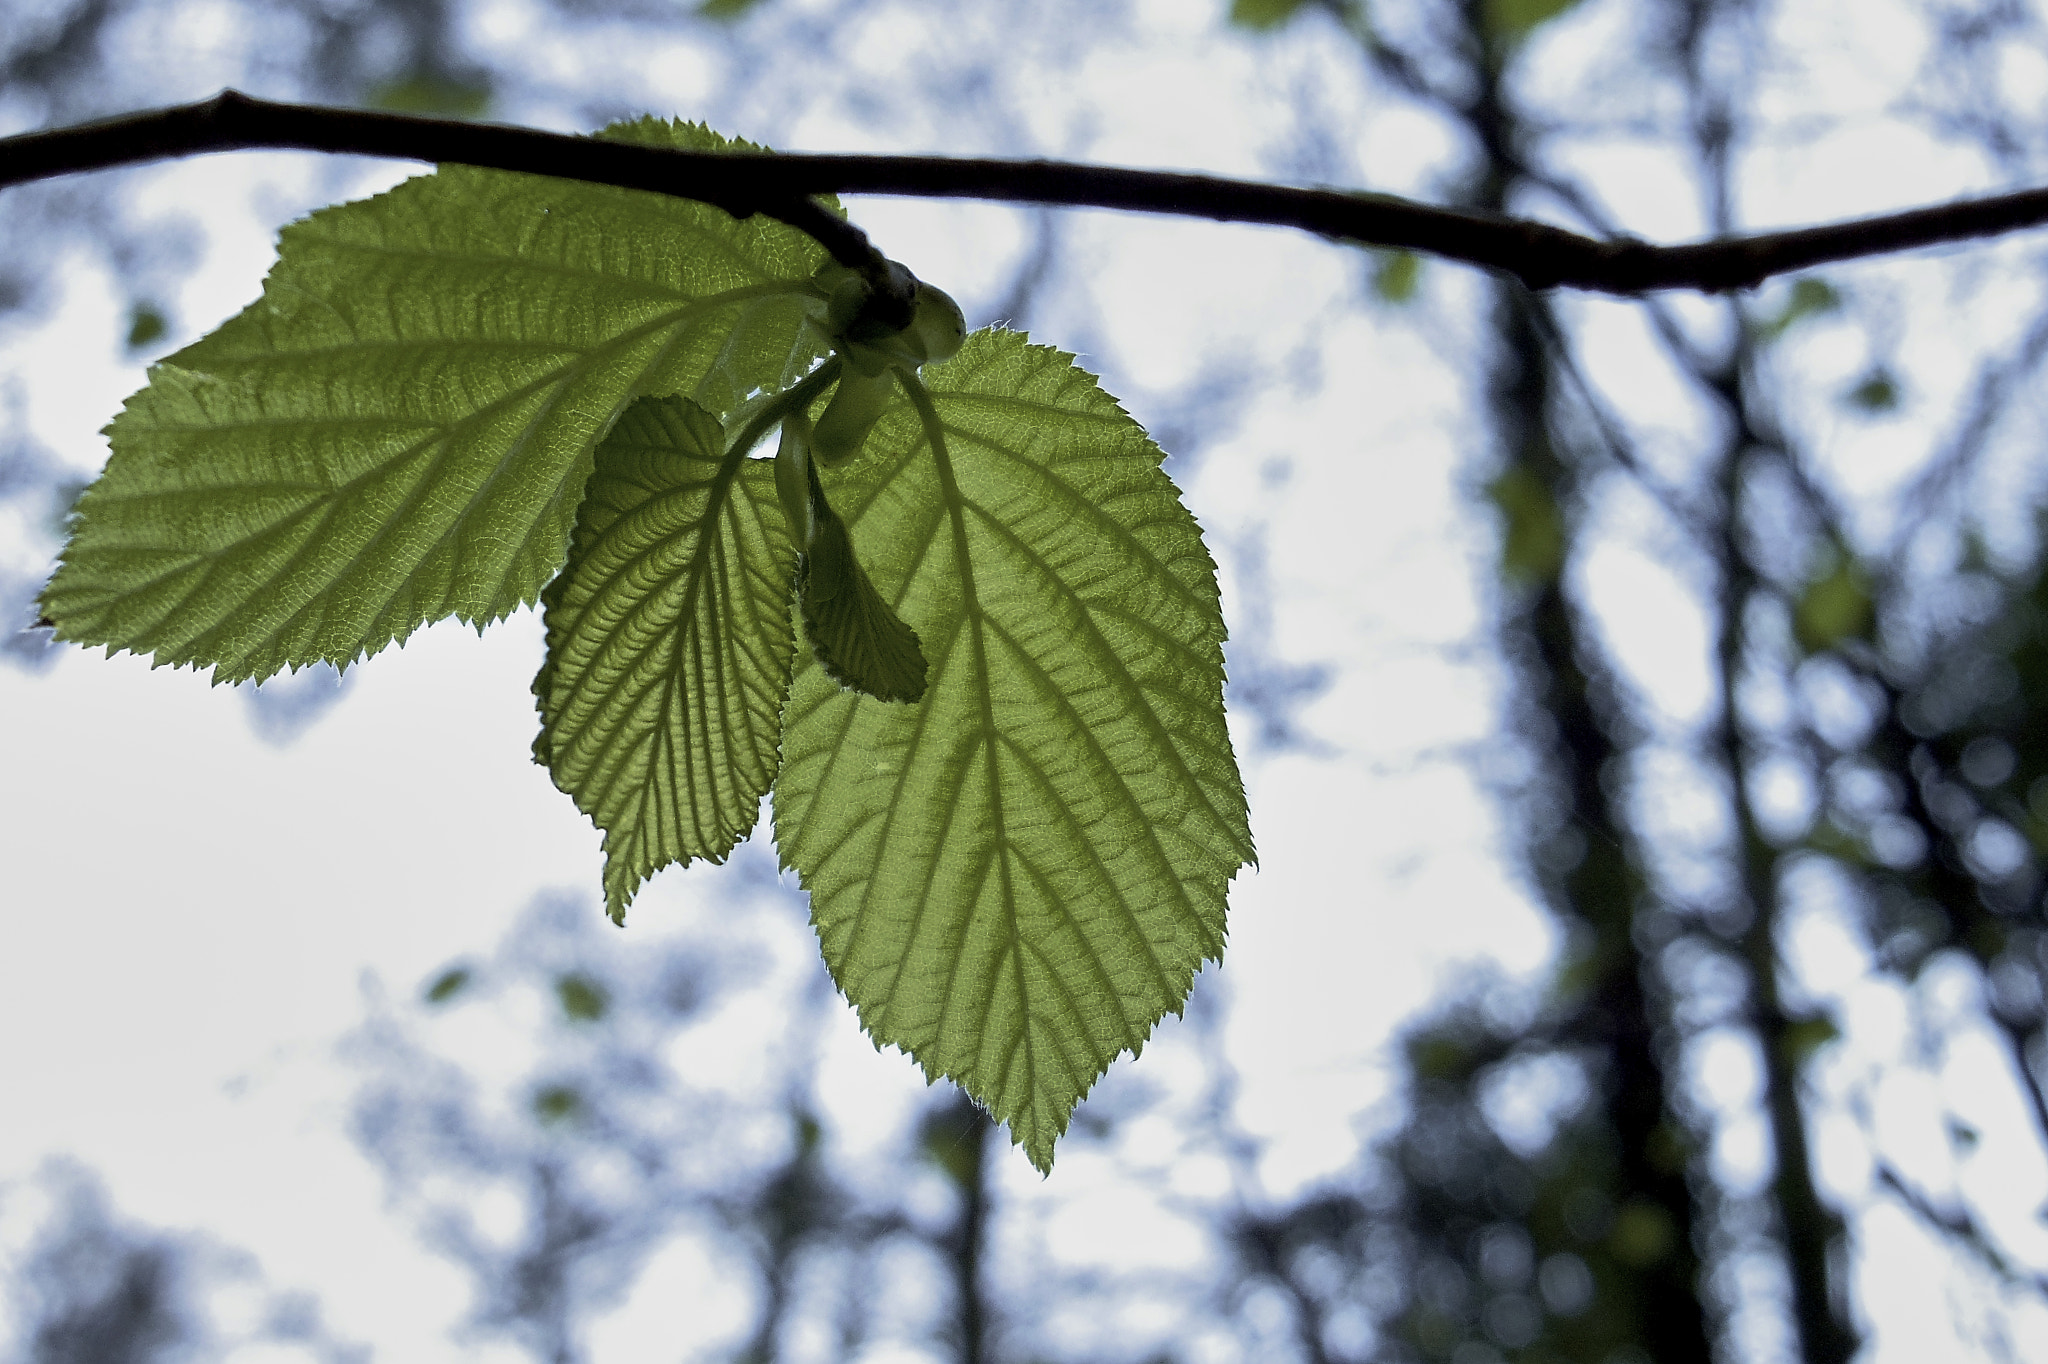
[921,1092,998,1364]
[1349,1,1870,1360]
[1458,7,1715,1357]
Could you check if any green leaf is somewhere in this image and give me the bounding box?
[534,396,795,923]
[42,120,830,683]
[1778,1015,1839,1066]
[423,966,472,1004]
[793,440,928,703]
[1371,249,1422,305]
[1846,367,1899,412]
[555,973,610,1022]
[532,1083,583,1124]
[124,303,167,351]
[1757,276,1840,342]
[366,71,493,118]
[1793,549,1872,654]
[1487,0,1584,40]
[772,331,1253,1172]
[1229,0,1313,31]
[1488,464,1565,583]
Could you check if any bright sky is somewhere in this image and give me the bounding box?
[1,0,2045,1360]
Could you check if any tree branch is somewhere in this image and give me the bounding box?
[8,90,2048,294]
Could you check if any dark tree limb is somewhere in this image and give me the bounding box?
[7,90,2048,295]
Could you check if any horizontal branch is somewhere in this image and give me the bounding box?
[7,91,2048,294]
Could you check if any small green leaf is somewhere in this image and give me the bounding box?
[1488,464,1565,583]
[1793,550,1872,654]
[796,447,928,703]
[1779,1016,1840,1066]
[533,1083,583,1124]
[1758,277,1840,342]
[556,973,610,1022]
[366,72,492,118]
[774,403,927,700]
[125,304,167,351]
[424,966,472,1004]
[1487,0,1583,40]
[43,119,830,683]
[534,396,796,923]
[1846,368,1899,412]
[697,0,767,18]
[1229,0,1312,30]
[1372,249,1422,305]
[1804,822,1874,870]
[774,331,1252,1172]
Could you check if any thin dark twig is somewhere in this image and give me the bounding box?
[10,91,2048,295]
[1884,294,2048,564]
[1872,1165,2048,1297]
[1515,287,1712,538]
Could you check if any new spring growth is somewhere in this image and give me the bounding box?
[810,260,967,466]
[774,409,929,703]
[762,257,962,703]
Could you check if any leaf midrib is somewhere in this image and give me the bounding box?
[905,378,1037,1105]
[552,437,747,796]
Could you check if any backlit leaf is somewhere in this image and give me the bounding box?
[773,330,1253,1172]
[1230,0,1313,31]
[1487,0,1584,40]
[1757,276,1840,342]
[1793,549,1872,654]
[1489,464,1565,583]
[796,447,928,703]
[1372,249,1422,305]
[1846,368,1899,412]
[534,396,795,923]
[423,966,472,1004]
[42,120,829,682]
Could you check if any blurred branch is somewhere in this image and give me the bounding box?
[1873,1164,2048,1298]
[1883,292,2048,564]
[14,91,2048,295]
[1514,286,1714,539]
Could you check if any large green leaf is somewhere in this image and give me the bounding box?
[41,120,830,682]
[534,395,794,923]
[773,330,1253,1172]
